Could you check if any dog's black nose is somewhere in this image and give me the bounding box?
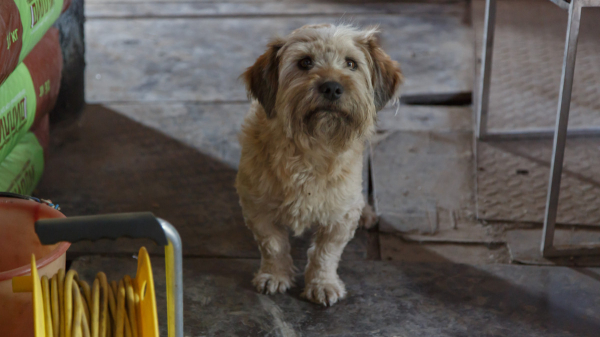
[319,81,344,101]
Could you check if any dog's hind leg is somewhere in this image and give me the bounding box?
[302,207,361,306]
[245,215,296,295]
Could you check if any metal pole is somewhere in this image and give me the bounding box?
[159,219,184,337]
[541,0,582,256]
[476,0,497,139]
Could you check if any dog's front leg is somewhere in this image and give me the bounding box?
[302,210,360,306]
[246,215,295,295]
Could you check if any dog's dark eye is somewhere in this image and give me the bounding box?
[298,57,313,70]
[346,59,358,70]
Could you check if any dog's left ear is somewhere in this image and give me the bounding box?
[359,30,403,111]
[242,39,284,118]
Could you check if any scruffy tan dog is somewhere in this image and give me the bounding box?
[235,24,402,306]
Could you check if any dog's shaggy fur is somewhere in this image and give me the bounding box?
[236,24,402,306]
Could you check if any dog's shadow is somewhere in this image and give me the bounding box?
[38,104,377,260]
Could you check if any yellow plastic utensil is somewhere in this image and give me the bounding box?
[13,247,160,337]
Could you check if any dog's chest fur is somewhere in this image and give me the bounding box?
[276,151,364,234]
[236,105,365,235]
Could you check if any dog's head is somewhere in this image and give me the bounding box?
[243,24,402,148]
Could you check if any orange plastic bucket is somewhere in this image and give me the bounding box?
[0,196,70,337]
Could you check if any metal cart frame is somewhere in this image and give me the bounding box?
[476,0,600,257]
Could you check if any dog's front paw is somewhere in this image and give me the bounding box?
[253,272,294,295]
[302,277,346,306]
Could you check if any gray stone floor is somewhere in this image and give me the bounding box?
[72,256,600,336]
[34,0,600,335]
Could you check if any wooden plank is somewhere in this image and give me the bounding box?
[377,105,472,132]
[105,102,247,168]
[85,0,468,5]
[85,2,466,18]
[372,130,482,241]
[85,12,472,103]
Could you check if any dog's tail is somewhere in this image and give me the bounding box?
[359,204,378,229]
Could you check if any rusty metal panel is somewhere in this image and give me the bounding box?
[474,0,600,132]
[473,0,600,225]
[477,138,600,225]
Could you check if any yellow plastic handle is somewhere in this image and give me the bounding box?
[165,242,176,337]
[135,247,160,337]
[12,255,48,337]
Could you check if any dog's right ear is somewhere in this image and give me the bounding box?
[242,39,284,118]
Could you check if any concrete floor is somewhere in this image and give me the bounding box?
[35,0,600,335]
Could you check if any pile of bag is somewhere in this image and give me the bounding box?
[0,0,71,194]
